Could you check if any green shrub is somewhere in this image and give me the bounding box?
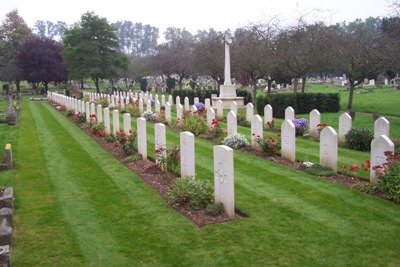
[98,98,109,108]
[124,104,141,117]
[124,155,141,163]
[168,177,214,210]
[375,151,400,203]
[304,164,335,176]
[205,202,224,217]
[237,113,250,127]
[345,127,373,151]
[222,133,250,149]
[65,108,75,117]
[142,111,157,121]
[183,112,207,136]
[254,135,280,156]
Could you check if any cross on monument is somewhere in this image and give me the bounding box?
[222,33,232,85]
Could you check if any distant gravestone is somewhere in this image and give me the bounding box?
[176,96,181,105]
[85,102,90,122]
[146,99,151,112]
[251,115,263,149]
[227,111,237,135]
[370,135,394,183]
[214,145,235,219]
[161,95,166,106]
[154,123,166,167]
[5,144,12,170]
[319,126,338,173]
[104,108,110,135]
[369,79,375,86]
[207,107,216,129]
[113,109,119,134]
[168,95,173,106]
[139,99,144,114]
[177,103,183,126]
[230,101,237,114]
[281,120,296,162]
[96,105,102,123]
[205,98,211,110]
[309,109,321,138]
[191,105,197,113]
[137,118,147,160]
[374,117,390,139]
[339,112,352,143]
[264,104,273,127]
[180,131,195,178]
[165,102,171,123]
[246,103,254,122]
[217,100,223,119]
[123,113,131,135]
[285,106,295,121]
[184,97,190,112]
[194,97,199,104]
[155,100,161,117]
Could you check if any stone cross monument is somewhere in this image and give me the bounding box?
[212,33,244,108]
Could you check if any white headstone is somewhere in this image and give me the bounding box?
[165,102,172,124]
[97,105,103,123]
[309,109,321,138]
[227,111,237,135]
[104,108,110,135]
[154,123,166,166]
[374,117,390,139]
[113,109,119,134]
[214,145,235,218]
[251,115,263,149]
[264,104,273,127]
[176,96,181,105]
[285,106,295,121]
[139,99,144,113]
[369,79,375,86]
[146,99,151,112]
[155,100,161,114]
[168,95,173,106]
[194,97,199,104]
[217,100,223,119]
[123,113,131,135]
[137,117,147,160]
[230,101,237,114]
[177,103,183,126]
[180,131,195,178]
[281,120,296,162]
[85,102,90,122]
[207,107,216,129]
[370,135,394,183]
[161,95,166,106]
[339,112,352,143]
[246,103,254,122]
[184,97,190,112]
[191,105,197,113]
[319,126,338,173]
[205,98,211,110]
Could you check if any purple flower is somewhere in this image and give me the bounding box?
[194,102,205,111]
[150,99,155,106]
[292,118,309,136]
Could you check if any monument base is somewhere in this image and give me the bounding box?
[212,84,245,108]
[211,96,245,108]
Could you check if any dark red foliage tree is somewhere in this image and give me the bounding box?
[16,37,68,91]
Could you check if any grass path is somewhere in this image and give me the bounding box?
[9,100,400,266]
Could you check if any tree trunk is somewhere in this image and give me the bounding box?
[347,81,355,111]
[16,81,21,93]
[94,77,100,94]
[301,75,306,93]
[252,83,257,107]
[293,77,298,94]
[80,79,84,89]
[267,79,272,94]
[44,82,49,92]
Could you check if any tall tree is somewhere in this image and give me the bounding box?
[16,37,68,91]
[33,20,68,40]
[62,12,129,93]
[0,9,32,92]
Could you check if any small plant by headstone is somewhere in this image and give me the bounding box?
[304,164,334,176]
[345,127,373,151]
[205,202,224,216]
[222,133,250,149]
[374,151,400,203]
[292,118,309,136]
[253,135,281,155]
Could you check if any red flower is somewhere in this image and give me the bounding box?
[257,135,260,138]
[129,129,132,133]
[272,119,275,123]
[225,131,228,135]
[273,149,277,153]
[155,149,159,153]
[267,121,271,125]
[277,133,281,137]
[363,167,369,171]
[350,164,359,171]
[252,133,255,136]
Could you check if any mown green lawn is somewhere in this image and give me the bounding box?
[2,99,399,266]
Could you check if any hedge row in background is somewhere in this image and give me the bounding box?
[172,89,252,105]
[256,93,340,118]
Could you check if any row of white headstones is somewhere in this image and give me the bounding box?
[49,91,394,218]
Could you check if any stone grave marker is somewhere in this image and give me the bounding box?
[104,108,110,135]
[339,112,352,143]
[137,118,147,160]
[165,102,171,123]
[194,97,199,104]
[374,117,390,139]
[227,111,237,135]
[112,109,119,134]
[205,98,211,110]
[285,106,295,121]
[207,107,215,128]
[217,100,223,119]
[168,95,173,106]
[85,102,90,122]
[230,101,237,114]
[214,145,235,218]
[180,131,195,178]
[176,96,181,105]
[97,105,103,123]
[177,103,183,126]
[161,95,165,106]
[146,99,151,112]
[251,115,263,149]
[184,97,190,112]
[309,109,321,138]
[264,104,273,127]
[281,120,296,162]
[370,135,394,183]
[139,99,143,113]
[246,103,254,122]
[154,123,166,167]
[320,126,338,173]
[123,113,131,135]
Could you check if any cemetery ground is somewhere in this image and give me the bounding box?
[0,95,399,266]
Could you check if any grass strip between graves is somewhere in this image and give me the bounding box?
[9,100,400,266]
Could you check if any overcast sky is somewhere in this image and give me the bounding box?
[1,0,393,35]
